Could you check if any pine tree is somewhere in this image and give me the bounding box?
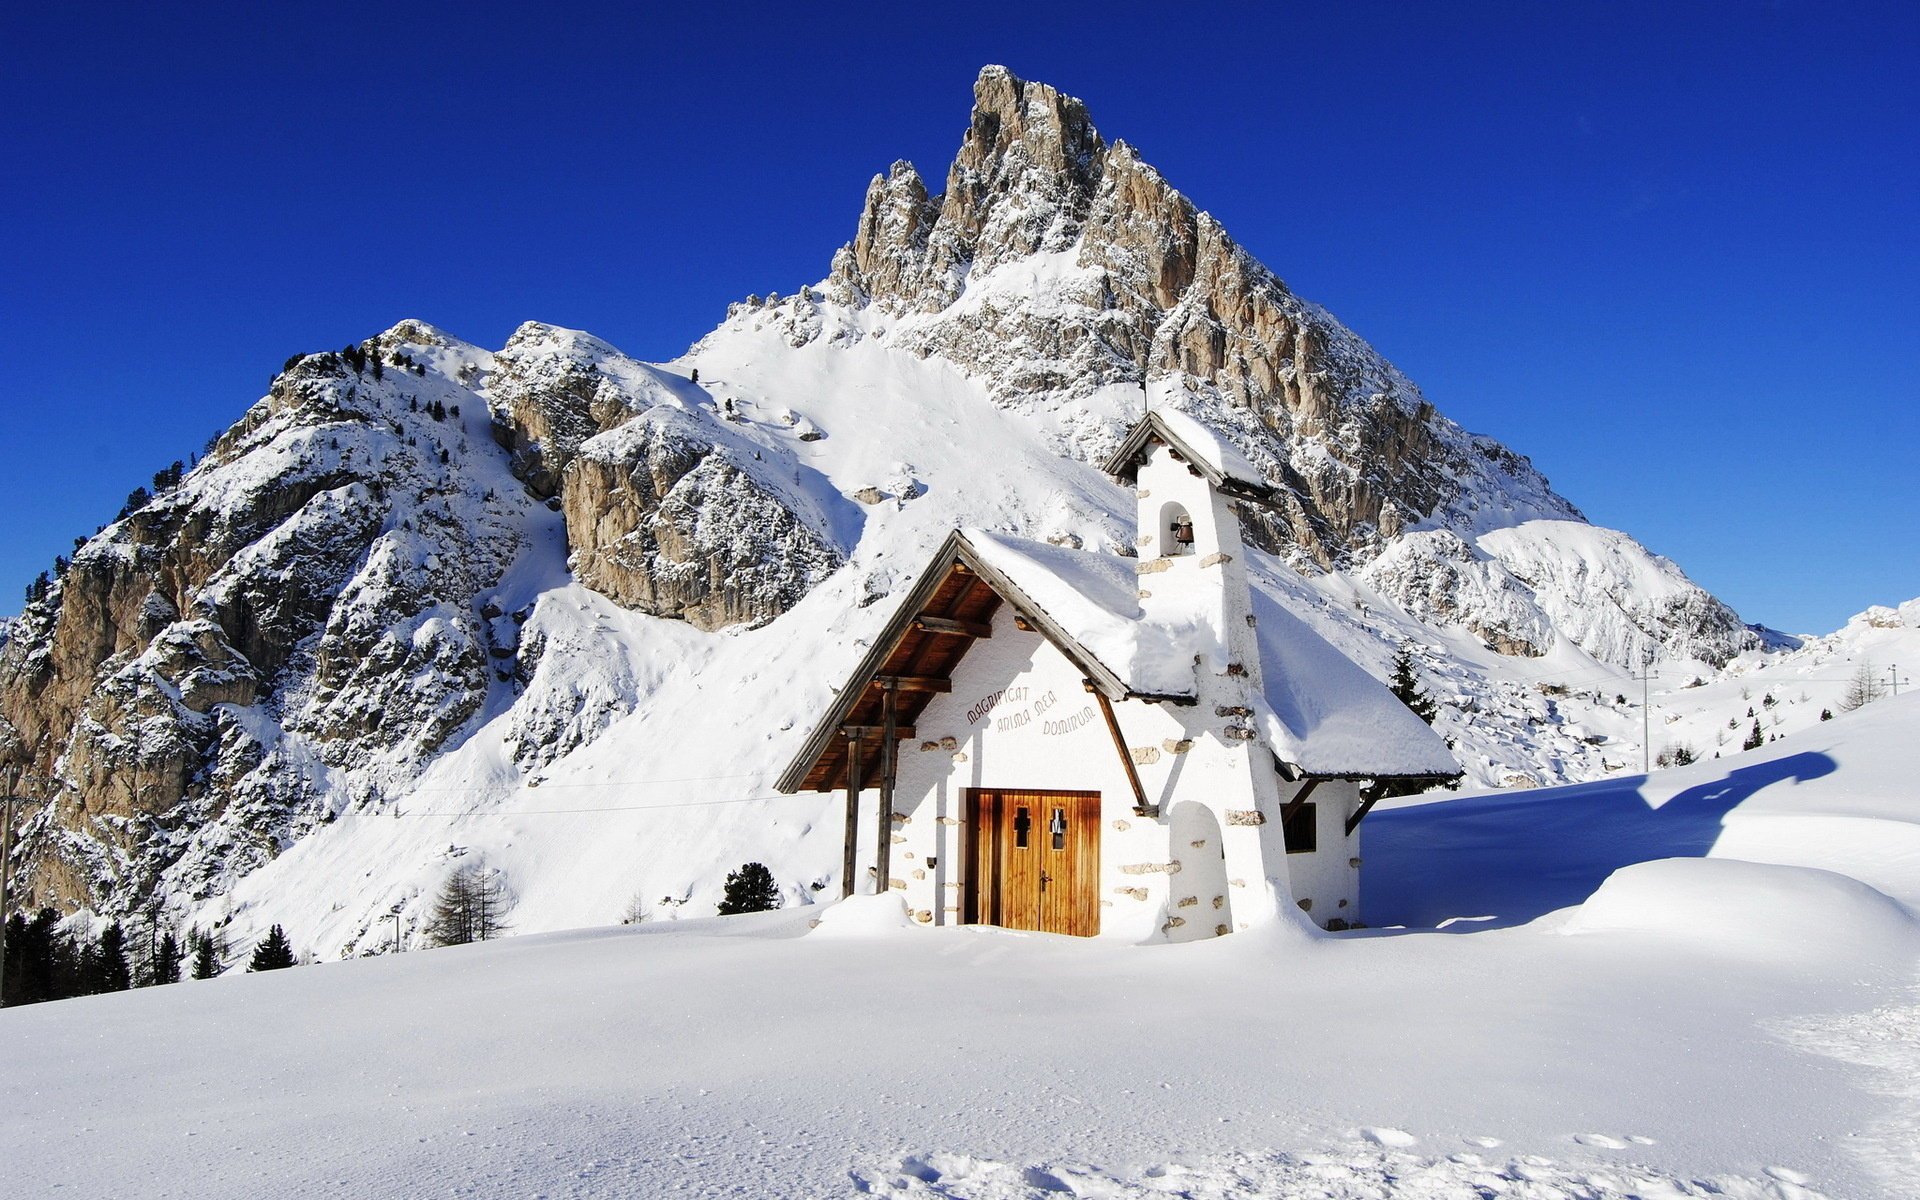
[20,909,66,1003]
[1387,648,1438,724]
[188,929,221,980]
[247,925,296,972]
[96,922,132,992]
[150,931,183,985]
[1840,663,1881,712]
[717,863,782,915]
[1,914,24,1007]
[1743,720,1765,751]
[423,863,512,947]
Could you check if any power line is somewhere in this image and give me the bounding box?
[398,769,763,794]
[391,791,809,818]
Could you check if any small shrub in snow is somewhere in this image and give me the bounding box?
[717,863,782,915]
[1655,744,1696,768]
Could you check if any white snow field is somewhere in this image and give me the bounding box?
[3,696,1917,1198]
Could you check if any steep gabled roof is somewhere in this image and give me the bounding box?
[778,529,1460,793]
[775,531,1175,795]
[1102,409,1280,501]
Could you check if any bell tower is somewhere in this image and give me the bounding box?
[1104,409,1304,939]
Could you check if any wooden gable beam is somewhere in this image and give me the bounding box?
[913,615,992,639]
[840,724,918,740]
[876,675,952,693]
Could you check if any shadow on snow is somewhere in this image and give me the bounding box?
[1358,751,1837,931]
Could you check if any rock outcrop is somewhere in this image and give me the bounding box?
[561,408,844,630]
[815,65,1758,666]
[0,320,846,915]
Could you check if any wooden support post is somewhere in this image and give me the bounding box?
[876,682,898,896]
[1345,781,1387,837]
[1279,777,1321,830]
[1087,683,1154,817]
[842,736,863,899]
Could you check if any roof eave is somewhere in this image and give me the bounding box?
[1101,412,1281,503]
[774,531,1141,794]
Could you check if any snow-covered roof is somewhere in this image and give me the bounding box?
[964,531,1192,699]
[1247,583,1461,778]
[961,531,1457,778]
[778,527,1456,791]
[1101,410,1278,500]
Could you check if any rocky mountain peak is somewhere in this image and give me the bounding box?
[824,67,1572,569]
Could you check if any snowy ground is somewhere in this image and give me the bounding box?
[2,696,1915,1198]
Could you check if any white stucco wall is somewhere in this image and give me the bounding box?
[1276,778,1363,927]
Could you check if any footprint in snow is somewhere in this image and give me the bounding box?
[1628,1135,1657,1145]
[1360,1127,1418,1148]
[1463,1136,1503,1149]
[1573,1133,1629,1149]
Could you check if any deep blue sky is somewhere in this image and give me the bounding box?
[3,1,1914,633]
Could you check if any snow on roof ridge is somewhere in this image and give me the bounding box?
[1101,408,1277,499]
[1150,407,1270,492]
[963,529,1459,778]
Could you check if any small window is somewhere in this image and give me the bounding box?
[1013,806,1031,849]
[1050,808,1067,851]
[1283,802,1317,854]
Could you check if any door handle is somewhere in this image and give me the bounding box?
[1040,872,1050,891]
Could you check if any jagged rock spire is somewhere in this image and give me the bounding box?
[826,66,1564,567]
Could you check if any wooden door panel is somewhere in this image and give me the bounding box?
[966,788,1099,937]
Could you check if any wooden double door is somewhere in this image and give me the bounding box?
[964,789,1100,937]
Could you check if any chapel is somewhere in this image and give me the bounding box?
[777,411,1460,939]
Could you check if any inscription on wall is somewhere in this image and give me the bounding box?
[965,685,1095,737]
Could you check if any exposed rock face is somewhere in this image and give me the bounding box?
[484,320,845,631]
[817,65,1759,666]
[823,67,1573,567]
[0,332,538,912]
[561,409,845,630]
[0,321,845,915]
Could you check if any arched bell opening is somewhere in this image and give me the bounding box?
[1159,501,1196,556]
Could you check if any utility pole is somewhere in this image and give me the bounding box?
[1639,649,1654,775]
[390,910,403,955]
[1600,592,1661,775]
[1890,664,1902,698]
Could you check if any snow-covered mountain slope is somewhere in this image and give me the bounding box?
[0,65,1885,946]
[5,696,1917,1200]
